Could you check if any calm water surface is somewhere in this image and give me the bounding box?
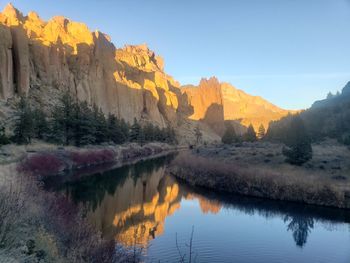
[54,155,350,263]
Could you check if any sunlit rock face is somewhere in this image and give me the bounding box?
[182,77,225,135]
[182,78,293,132]
[221,82,294,131]
[0,4,184,127]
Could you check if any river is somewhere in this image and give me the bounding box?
[52,155,350,263]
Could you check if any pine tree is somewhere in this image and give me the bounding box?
[119,118,129,143]
[222,124,237,144]
[129,118,141,142]
[13,96,34,144]
[33,107,49,140]
[258,124,266,139]
[50,92,76,145]
[107,114,127,144]
[282,115,312,165]
[93,105,108,144]
[244,124,257,142]
[73,101,96,146]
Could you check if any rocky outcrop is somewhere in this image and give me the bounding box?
[182,77,225,135]
[182,78,294,133]
[0,4,183,128]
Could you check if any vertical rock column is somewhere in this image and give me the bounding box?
[0,24,14,100]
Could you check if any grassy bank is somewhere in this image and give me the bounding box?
[169,150,350,209]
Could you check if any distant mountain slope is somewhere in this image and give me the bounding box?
[267,81,350,145]
[182,78,294,133]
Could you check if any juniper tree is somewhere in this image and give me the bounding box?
[244,124,257,142]
[222,124,237,144]
[282,115,312,165]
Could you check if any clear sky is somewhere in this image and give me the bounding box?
[1,0,350,109]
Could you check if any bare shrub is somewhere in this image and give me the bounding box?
[17,153,64,175]
[70,149,116,169]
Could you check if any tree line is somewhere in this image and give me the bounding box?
[1,93,177,146]
[221,123,265,144]
[221,116,312,166]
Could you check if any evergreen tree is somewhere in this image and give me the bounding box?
[107,114,127,144]
[0,123,10,145]
[221,124,237,144]
[144,123,155,142]
[244,124,257,142]
[137,126,146,146]
[120,118,129,143]
[13,96,34,144]
[282,115,312,165]
[93,105,108,144]
[129,118,141,142]
[73,101,96,146]
[258,124,266,139]
[153,126,162,142]
[50,92,76,145]
[326,92,334,99]
[194,126,202,145]
[33,107,49,140]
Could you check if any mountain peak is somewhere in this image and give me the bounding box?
[2,3,22,19]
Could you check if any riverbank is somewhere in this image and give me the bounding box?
[169,141,350,209]
[0,141,178,177]
[0,142,178,263]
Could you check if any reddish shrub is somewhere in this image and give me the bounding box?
[70,149,115,168]
[18,153,64,176]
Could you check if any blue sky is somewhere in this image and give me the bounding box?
[1,0,350,109]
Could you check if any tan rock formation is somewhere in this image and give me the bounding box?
[182,77,225,135]
[0,4,183,129]
[0,4,295,142]
[182,78,294,134]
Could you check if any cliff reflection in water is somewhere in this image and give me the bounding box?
[62,155,222,247]
[61,155,350,250]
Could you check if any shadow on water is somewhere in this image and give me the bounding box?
[47,154,350,249]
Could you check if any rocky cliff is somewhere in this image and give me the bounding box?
[0,4,293,142]
[182,78,293,133]
[0,3,186,129]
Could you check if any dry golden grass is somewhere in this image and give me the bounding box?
[170,150,350,209]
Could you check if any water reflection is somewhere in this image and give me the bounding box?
[58,155,350,251]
